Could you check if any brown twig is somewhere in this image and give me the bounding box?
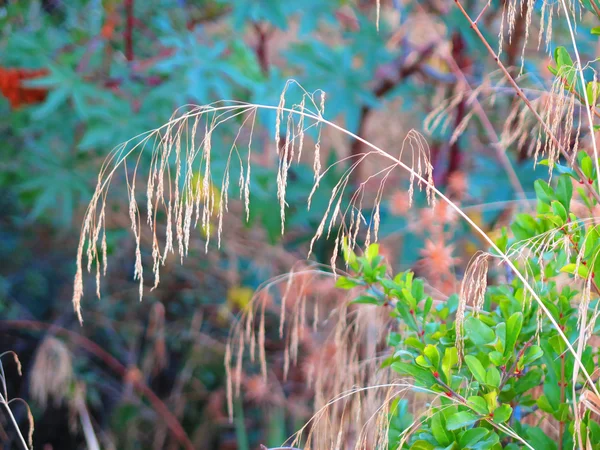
[590,0,600,18]
[0,320,195,450]
[444,32,468,185]
[253,23,271,75]
[498,337,534,392]
[349,42,436,183]
[453,0,600,205]
[125,0,134,62]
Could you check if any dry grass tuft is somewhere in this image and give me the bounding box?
[224,262,413,448]
[456,251,490,359]
[30,337,73,409]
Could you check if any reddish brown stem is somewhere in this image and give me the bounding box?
[1,320,194,450]
[453,0,600,205]
[125,0,134,62]
[444,32,469,183]
[253,23,270,75]
[498,337,534,392]
[349,43,436,184]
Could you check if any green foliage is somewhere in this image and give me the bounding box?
[339,164,600,449]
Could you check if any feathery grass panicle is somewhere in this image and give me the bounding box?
[73,64,600,446]
[30,337,73,409]
[74,82,338,323]
[498,0,562,60]
[74,79,600,403]
[456,251,490,359]
[224,263,407,448]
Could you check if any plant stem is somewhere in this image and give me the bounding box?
[253,23,271,75]
[234,397,250,450]
[453,0,600,205]
[125,0,134,61]
[498,337,534,392]
[559,354,566,450]
[0,396,30,450]
[435,378,467,403]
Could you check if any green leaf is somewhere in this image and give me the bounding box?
[592,26,600,35]
[364,243,379,263]
[430,411,453,446]
[555,47,573,68]
[560,263,589,279]
[467,396,489,415]
[416,355,432,368]
[486,367,501,389]
[459,428,489,448]
[412,279,425,301]
[504,312,523,357]
[514,368,543,395]
[549,335,566,355]
[537,394,554,414]
[335,276,359,289]
[405,337,425,351]
[484,391,498,412]
[349,295,379,305]
[489,351,504,366]
[464,317,495,346]
[423,296,433,318]
[587,81,600,105]
[551,201,567,223]
[495,323,506,353]
[492,404,512,424]
[555,175,573,211]
[526,426,558,450]
[424,345,440,369]
[32,87,69,120]
[446,411,479,430]
[410,441,434,450]
[581,153,594,180]
[391,362,436,386]
[442,347,458,380]
[520,345,544,368]
[342,237,358,269]
[465,355,487,384]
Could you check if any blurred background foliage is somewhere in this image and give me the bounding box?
[0,0,560,448]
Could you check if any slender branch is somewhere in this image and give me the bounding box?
[124,0,134,62]
[498,337,534,392]
[350,42,436,183]
[590,0,600,18]
[453,0,600,205]
[253,23,271,75]
[413,2,526,199]
[557,0,600,211]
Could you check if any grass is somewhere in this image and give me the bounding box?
[68,1,600,448]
